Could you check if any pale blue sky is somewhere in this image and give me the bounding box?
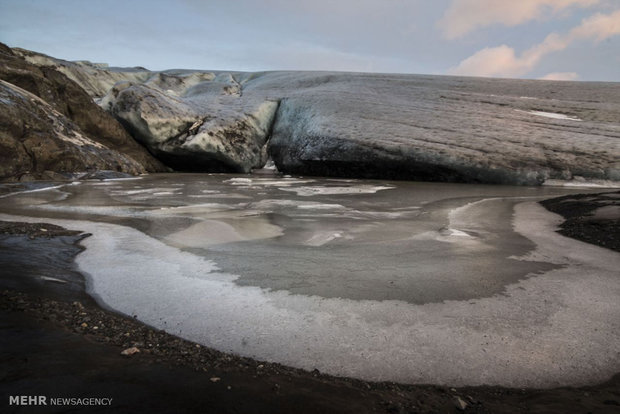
[1,0,618,81]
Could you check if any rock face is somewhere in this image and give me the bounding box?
[1,81,131,180]
[0,79,144,180]
[0,44,165,180]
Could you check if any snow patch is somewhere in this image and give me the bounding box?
[522,110,582,121]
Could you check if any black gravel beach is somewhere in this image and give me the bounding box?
[2,192,620,413]
[540,191,620,252]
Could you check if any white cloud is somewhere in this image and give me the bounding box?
[448,9,620,78]
[540,71,579,80]
[570,8,620,39]
[439,0,600,39]
[447,45,524,78]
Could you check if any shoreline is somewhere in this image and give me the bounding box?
[540,191,620,252]
[2,193,620,413]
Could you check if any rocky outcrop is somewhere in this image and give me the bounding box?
[0,43,165,180]
[0,80,146,180]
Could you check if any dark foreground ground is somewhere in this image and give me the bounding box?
[1,192,620,414]
[540,191,620,252]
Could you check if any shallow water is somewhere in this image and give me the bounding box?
[1,173,619,387]
[0,174,575,303]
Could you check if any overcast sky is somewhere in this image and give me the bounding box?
[1,0,619,81]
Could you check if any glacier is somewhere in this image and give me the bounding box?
[15,49,620,185]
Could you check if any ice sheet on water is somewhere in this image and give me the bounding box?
[0,184,68,198]
[410,229,480,245]
[100,176,143,181]
[223,177,315,187]
[225,177,252,185]
[156,203,241,215]
[36,205,155,218]
[188,194,252,199]
[442,228,473,238]
[110,187,182,196]
[297,203,349,210]
[543,178,620,188]
[279,185,394,197]
[164,218,283,248]
[249,199,348,211]
[304,231,343,246]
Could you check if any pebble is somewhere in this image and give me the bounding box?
[121,347,140,356]
[454,396,468,411]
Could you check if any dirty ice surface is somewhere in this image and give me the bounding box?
[1,173,619,388]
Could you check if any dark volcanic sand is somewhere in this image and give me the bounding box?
[540,190,620,252]
[1,199,620,413]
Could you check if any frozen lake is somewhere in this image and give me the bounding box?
[1,173,619,387]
